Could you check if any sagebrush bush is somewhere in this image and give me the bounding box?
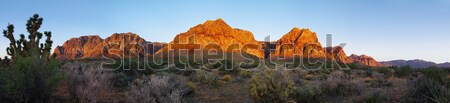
[64,62,114,103]
[249,70,296,102]
[127,74,189,103]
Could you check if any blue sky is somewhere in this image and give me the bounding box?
[0,0,449,63]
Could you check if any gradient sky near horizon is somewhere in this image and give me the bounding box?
[0,0,449,63]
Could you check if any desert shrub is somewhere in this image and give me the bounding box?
[320,71,364,96]
[362,90,389,103]
[112,72,130,88]
[108,58,146,76]
[249,70,296,102]
[369,78,393,88]
[0,14,64,103]
[393,66,412,77]
[402,77,450,103]
[127,75,189,103]
[65,62,114,103]
[190,70,219,86]
[294,84,323,103]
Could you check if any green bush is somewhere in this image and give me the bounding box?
[249,70,296,102]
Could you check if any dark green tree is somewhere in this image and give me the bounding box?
[0,14,63,103]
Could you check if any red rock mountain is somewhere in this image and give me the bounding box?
[54,33,165,59]
[154,19,264,59]
[270,28,381,66]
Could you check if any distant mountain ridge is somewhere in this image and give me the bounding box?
[381,59,450,68]
[53,18,381,67]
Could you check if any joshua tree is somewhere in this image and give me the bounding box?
[0,14,61,103]
[2,14,53,62]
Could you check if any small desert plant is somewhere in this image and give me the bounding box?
[65,62,114,103]
[294,84,323,103]
[127,75,189,103]
[249,70,296,102]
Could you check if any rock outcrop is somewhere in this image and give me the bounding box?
[271,28,326,59]
[54,33,165,59]
[154,19,264,59]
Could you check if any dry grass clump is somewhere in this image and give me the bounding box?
[64,62,114,103]
[127,74,190,103]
